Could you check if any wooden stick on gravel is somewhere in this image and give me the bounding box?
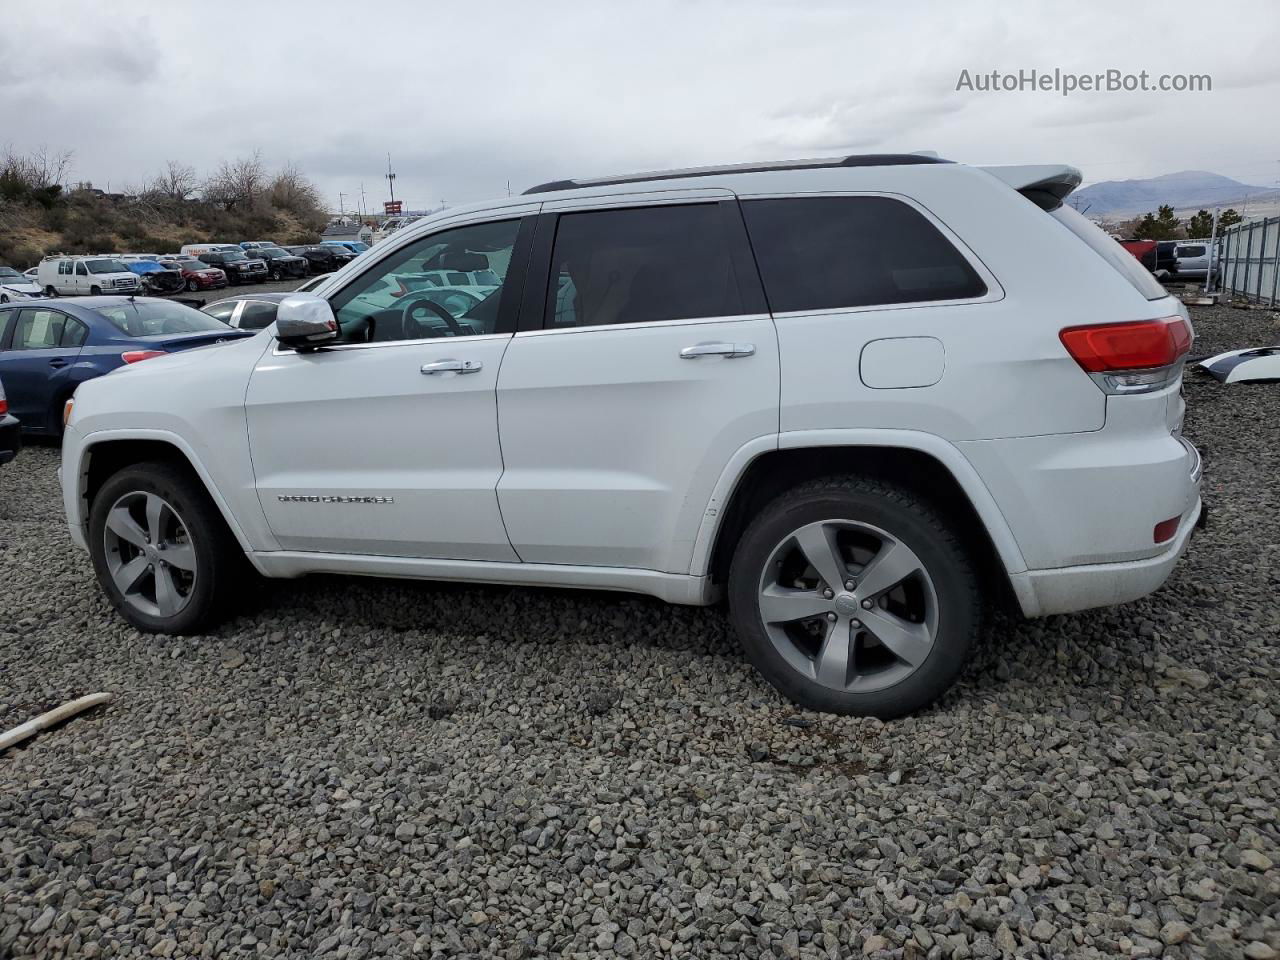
[0,693,113,754]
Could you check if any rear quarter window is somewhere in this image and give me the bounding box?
[741,196,987,313]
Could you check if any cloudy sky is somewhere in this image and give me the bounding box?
[4,0,1278,213]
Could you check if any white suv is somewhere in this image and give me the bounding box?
[60,155,1201,717]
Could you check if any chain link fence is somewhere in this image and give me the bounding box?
[1216,216,1280,306]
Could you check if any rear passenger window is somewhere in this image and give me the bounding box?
[14,309,67,349]
[741,197,987,312]
[547,204,744,328]
[61,319,88,348]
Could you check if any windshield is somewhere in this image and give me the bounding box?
[220,251,248,262]
[95,300,234,336]
[0,267,24,280]
[87,259,129,275]
[261,248,290,258]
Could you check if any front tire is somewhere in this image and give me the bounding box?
[90,285,102,295]
[727,476,980,719]
[88,462,246,634]
[186,278,198,292]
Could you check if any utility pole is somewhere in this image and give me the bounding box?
[385,153,396,205]
[359,182,367,219]
[338,192,347,217]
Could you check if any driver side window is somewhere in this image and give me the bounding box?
[328,218,522,344]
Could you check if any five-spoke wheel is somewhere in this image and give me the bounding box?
[103,491,198,619]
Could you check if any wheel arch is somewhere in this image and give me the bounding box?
[697,431,1032,613]
[77,433,259,562]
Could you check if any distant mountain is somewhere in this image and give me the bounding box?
[1072,170,1280,218]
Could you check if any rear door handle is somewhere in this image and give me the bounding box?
[48,358,68,369]
[679,341,755,359]
[421,359,483,375]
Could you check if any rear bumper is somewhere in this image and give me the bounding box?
[0,414,20,465]
[1009,497,1201,616]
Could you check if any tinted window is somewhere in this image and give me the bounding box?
[14,309,68,348]
[201,301,238,323]
[238,301,278,330]
[330,218,522,344]
[1178,245,1206,257]
[547,204,743,328]
[61,319,89,348]
[742,197,986,312]
[94,301,231,336]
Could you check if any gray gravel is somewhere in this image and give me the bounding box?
[1,301,1278,959]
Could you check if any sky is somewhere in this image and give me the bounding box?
[3,0,1278,214]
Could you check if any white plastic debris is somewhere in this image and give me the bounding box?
[0,692,113,753]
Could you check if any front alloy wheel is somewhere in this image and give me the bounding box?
[88,462,247,634]
[102,491,197,619]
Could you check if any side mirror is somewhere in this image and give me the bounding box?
[276,294,339,350]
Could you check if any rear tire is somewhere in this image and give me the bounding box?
[88,462,247,635]
[727,476,980,718]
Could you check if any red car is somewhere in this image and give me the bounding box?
[1117,239,1158,274]
[162,257,228,292]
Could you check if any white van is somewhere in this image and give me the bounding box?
[37,256,142,297]
[179,243,242,257]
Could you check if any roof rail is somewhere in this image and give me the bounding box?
[522,154,953,195]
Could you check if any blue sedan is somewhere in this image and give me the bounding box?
[0,296,252,435]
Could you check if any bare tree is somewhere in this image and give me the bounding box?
[268,162,324,221]
[204,151,266,210]
[151,160,199,201]
[1,143,73,190]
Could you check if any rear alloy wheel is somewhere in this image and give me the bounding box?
[729,477,980,718]
[89,462,245,634]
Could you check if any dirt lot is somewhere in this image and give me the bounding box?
[0,301,1276,959]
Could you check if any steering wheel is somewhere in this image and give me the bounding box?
[402,296,464,338]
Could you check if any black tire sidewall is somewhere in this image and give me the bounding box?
[88,464,234,634]
[728,483,979,718]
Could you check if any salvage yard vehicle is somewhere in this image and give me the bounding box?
[160,257,228,292]
[0,265,47,302]
[285,244,355,274]
[0,375,19,465]
[124,260,185,295]
[61,155,1202,717]
[195,249,269,285]
[37,256,143,297]
[1,297,250,435]
[1175,240,1217,281]
[243,246,309,281]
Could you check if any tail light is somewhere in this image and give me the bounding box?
[121,350,166,364]
[1059,315,1192,395]
[0,396,7,416]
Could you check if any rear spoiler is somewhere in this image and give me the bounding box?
[980,164,1083,211]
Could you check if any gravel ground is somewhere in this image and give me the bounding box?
[1,301,1277,960]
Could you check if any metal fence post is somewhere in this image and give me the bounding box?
[1271,217,1280,308]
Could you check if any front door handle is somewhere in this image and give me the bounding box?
[679,341,755,359]
[48,358,68,369]
[421,359,483,375]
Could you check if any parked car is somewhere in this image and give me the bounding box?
[59,155,1201,718]
[179,243,242,257]
[196,250,269,285]
[1174,240,1217,281]
[124,260,185,295]
[1156,241,1180,279]
[0,297,251,435]
[160,257,228,292]
[243,246,309,281]
[199,292,292,330]
[285,244,355,274]
[37,256,143,297]
[239,240,279,251]
[0,265,48,303]
[22,267,38,281]
[293,272,332,294]
[1117,239,1158,275]
[322,240,370,255]
[0,375,19,465]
